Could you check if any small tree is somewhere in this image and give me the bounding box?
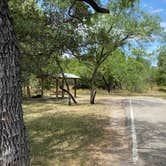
[157,47,166,86]
[69,2,161,103]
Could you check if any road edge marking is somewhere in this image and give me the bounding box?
[129,98,139,164]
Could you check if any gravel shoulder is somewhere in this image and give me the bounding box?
[96,97,132,165]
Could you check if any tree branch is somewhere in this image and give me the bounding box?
[115,32,132,47]
[80,0,109,13]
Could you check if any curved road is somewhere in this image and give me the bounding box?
[125,96,166,166]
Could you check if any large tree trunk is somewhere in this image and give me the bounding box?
[90,77,97,104]
[0,1,29,166]
[89,65,99,104]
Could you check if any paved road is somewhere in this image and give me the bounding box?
[125,97,166,166]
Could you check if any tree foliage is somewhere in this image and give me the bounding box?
[157,47,166,86]
[8,0,163,101]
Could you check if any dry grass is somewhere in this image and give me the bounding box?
[23,98,116,166]
[23,95,130,166]
[76,86,166,99]
[23,86,165,165]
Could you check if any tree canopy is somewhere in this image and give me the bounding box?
[8,0,164,103]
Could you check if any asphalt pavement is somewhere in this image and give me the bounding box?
[124,96,166,166]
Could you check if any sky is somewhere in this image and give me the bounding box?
[102,0,166,29]
[140,0,166,29]
[136,0,166,65]
[101,0,166,66]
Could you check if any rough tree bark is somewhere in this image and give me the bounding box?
[90,80,96,104]
[90,65,98,104]
[0,1,29,166]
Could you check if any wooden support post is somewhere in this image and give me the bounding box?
[74,79,77,98]
[23,83,26,96]
[41,77,44,97]
[56,79,59,99]
[61,79,64,98]
[27,85,31,97]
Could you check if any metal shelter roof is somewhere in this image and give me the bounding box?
[58,73,80,79]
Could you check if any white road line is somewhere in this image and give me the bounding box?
[129,98,139,164]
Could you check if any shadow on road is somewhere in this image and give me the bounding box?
[135,119,166,166]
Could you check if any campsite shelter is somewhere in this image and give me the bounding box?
[37,73,80,98]
[57,73,80,98]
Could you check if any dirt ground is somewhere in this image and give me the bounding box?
[23,96,132,166]
[24,95,166,166]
